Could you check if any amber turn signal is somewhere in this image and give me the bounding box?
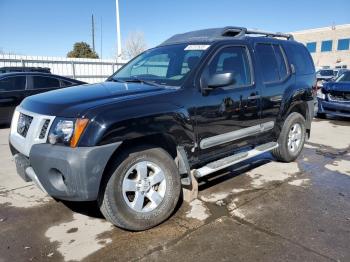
[70,118,89,148]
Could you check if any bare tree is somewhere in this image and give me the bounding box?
[122,31,147,60]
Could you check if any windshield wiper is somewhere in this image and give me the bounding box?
[107,78,126,83]
[124,78,163,87]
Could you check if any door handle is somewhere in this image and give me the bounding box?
[247,95,261,100]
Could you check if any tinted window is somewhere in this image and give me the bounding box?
[61,80,74,87]
[286,44,315,75]
[321,40,332,52]
[207,46,252,87]
[306,42,316,53]
[318,70,334,76]
[336,72,350,82]
[0,76,26,91]
[32,76,60,89]
[256,44,280,82]
[272,45,288,79]
[337,39,350,50]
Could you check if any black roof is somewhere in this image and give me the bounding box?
[160,26,294,46]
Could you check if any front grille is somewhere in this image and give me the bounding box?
[17,113,33,138]
[328,91,350,102]
[39,119,50,139]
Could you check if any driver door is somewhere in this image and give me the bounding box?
[194,45,263,163]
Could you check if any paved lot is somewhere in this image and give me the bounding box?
[0,118,350,262]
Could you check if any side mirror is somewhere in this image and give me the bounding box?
[202,72,235,91]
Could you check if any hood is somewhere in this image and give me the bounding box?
[323,81,350,92]
[20,81,173,117]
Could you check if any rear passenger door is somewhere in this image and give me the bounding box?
[254,43,293,143]
[25,75,61,98]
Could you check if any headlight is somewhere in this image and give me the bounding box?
[316,89,326,100]
[48,118,89,147]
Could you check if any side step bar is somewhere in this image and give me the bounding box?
[194,142,279,178]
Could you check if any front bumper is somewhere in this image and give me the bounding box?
[318,98,350,117]
[11,142,122,201]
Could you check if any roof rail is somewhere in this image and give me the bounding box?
[159,27,294,47]
[222,27,294,40]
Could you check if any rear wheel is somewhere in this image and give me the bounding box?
[98,146,181,231]
[272,112,306,162]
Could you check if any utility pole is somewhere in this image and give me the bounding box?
[92,14,95,52]
[116,0,122,61]
[100,17,103,59]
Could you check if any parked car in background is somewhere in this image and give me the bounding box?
[316,69,334,81]
[0,72,85,124]
[317,70,350,118]
[0,67,51,74]
[333,68,349,79]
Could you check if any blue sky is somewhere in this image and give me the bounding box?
[0,0,349,58]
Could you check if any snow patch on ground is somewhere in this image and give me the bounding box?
[247,161,299,188]
[201,192,230,203]
[186,199,210,221]
[230,209,246,219]
[288,178,310,187]
[45,213,113,261]
[227,197,239,212]
[0,185,51,208]
[201,188,247,204]
[325,160,350,176]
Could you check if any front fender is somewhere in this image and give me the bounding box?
[79,102,195,151]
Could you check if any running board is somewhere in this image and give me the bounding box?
[194,142,279,178]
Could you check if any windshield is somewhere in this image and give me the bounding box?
[110,44,207,86]
[318,70,334,76]
[335,71,350,82]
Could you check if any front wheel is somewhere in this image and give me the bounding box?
[98,146,181,231]
[272,112,306,162]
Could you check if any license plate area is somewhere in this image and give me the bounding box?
[14,153,31,182]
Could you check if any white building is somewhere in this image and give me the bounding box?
[291,24,350,69]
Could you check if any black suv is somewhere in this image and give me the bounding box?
[0,72,85,124]
[9,27,315,231]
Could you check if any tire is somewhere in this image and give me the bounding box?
[316,112,326,119]
[98,145,181,231]
[272,112,306,163]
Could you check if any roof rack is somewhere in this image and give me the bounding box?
[160,26,294,46]
[222,27,294,40]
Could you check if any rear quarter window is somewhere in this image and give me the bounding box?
[285,43,315,75]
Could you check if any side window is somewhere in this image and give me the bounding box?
[207,46,252,87]
[286,44,315,75]
[181,51,202,74]
[61,80,74,87]
[255,44,280,83]
[32,76,60,89]
[0,76,26,91]
[272,45,288,79]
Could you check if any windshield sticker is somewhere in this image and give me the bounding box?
[185,45,210,51]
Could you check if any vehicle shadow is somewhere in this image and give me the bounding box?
[0,123,10,129]
[59,200,104,219]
